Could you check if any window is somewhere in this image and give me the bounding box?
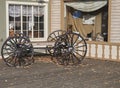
[7,1,48,41]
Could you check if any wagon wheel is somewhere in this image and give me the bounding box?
[47,30,66,62]
[54,32,87,65]
[1,33,34,67]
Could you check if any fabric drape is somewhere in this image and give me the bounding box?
[65,1,107,12]
[66,6,101,38]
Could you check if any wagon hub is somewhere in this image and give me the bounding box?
[68,46,74,53]
[14,43,25,57]
[15,48,23,58]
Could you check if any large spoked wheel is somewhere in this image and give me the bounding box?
[1,33,34,67]
[47,30,66,56]
[54,32,87,65]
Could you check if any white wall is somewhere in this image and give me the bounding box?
[110,0,120,42]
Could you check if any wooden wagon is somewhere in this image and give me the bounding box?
[1,30,87,67]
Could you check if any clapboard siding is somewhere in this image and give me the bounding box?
[111,0,120,42]
[111,0,120,3]
[51,0,61,32]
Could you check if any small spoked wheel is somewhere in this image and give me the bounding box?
[54,32,87,65]
[47,30,66,58]
[1,33,34,67]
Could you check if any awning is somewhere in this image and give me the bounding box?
[65,0,107,12]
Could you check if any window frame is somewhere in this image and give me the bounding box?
[6,1,48,41]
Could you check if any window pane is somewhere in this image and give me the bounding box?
[9,16,14,21]
[23,23,28,30]
[15,16,20,21]
[34,16,38,22]
[34,6,38,22]
[23,6,27,15]
[9,4,21,36]
[23,16,27,21]
[9,5,14,14]
[39,31,44,37]
[34,23,38,30]
[28,31,32,38]
[15,22,21,30]
[39,15,44,21]
[39,23,44,30]
[34,6,38,16]
[15,5,21,14]
[23,31,27,36]
[34,31,38,38]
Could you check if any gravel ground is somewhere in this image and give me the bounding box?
[0,57,120,88]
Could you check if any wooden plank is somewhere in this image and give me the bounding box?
[32,41,55,48]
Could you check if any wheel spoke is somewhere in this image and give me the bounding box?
[58,31,60,36]
[5,43,15,50]
[75,48,86,52]
[3,51,14,56]
[49,36,56,41]
[71,34,74,45]
[5,56,15,63]
[9,38,17,47]
[72,53,81,63]
[12,56,19,66]
[75,45,86,48]
[74,39,83,46]
[20,38,26,44]
[53,33,58,40]
[18,36,23,43]
[3,47,14,51]
[73,51,84,58]
[73,35,79,45]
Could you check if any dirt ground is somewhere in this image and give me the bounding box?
[0,57,120,88]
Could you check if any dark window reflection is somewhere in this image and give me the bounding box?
[23,16,29,21]
[34,16,38,22]
[15,16,20,21]
[34,23,38,30]
[39,23,44,30]
[9,16,14,21]
[39,15,44,21]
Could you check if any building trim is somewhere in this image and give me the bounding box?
[108,0,111,43]
[61,0,64,30]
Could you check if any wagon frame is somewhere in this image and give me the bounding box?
[1,30,87,67]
